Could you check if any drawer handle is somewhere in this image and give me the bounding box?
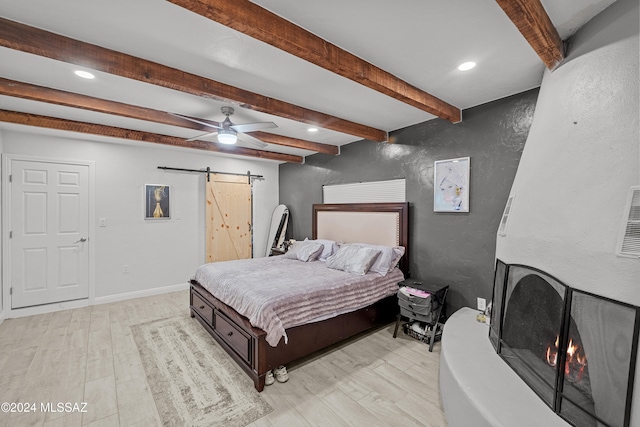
[227,331,233,337]
[199,305,205,310]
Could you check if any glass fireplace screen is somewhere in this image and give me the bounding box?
[489,260,640,427]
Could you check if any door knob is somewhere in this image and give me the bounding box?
[74,237,87,243]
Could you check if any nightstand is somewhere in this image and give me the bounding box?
[393,279,449,352]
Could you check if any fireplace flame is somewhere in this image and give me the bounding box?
[545,346,558,367]
[545,336,587,380]
[567,339,575,357]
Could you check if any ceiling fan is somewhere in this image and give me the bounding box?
[173,106,277,148]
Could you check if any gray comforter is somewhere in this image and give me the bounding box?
[193,256,403,346]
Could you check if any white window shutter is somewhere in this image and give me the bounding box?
[323,179,406,204]
[498,195,515,236]
[617,187,640,257]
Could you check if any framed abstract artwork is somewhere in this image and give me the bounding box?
[145,184,170,219]
[434,157,470,212]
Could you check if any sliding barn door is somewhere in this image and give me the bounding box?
[206,174,252,262]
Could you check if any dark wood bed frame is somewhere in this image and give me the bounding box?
[190,202,409,392]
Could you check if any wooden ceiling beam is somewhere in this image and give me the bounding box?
[0,77,338,155]
[246,131,338,155]
[494,0,564,70]
[0,17,386,142]
[167,0,462,123]
[0,110,304,163]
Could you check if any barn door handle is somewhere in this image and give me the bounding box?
[74,237,87,243]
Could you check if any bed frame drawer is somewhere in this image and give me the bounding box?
[214,311,251,363]
[192,292,214,324]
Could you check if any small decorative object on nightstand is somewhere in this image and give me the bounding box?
[269,247,286,256]
[393,279,449,352]
[269,239,293,256]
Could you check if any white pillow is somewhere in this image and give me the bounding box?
[283,240,324,262]
[350,244,405,276]
[304,238,339,261]
[325,244,382,275]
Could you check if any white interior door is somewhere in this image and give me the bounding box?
[10,159,89,309]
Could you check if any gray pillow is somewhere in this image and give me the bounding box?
[325,244,382,275]
[350,244,405,276]
[283,241,324,262]
[304,238,339,261]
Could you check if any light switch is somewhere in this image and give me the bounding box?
[99,217,107,227]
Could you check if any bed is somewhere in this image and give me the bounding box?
[189,202,409,392]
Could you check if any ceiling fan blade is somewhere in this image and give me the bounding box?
[231,121,277,133]
[238,133,268,148]
[169,112,222,130]
[186,131,218,142]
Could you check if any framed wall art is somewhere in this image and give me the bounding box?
[145,184,170,219]
[434,157,470,212]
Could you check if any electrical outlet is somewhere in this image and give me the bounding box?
[477,297,487,311]
[123,265,129,274]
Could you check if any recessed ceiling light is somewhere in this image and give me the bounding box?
[457,61,476,71]
[308,127,318,132]
[74,70,95,79]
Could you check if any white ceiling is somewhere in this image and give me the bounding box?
[0,0,617,161]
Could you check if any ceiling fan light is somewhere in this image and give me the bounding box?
[457,61,476,71]
[217,128,237,144]
[74,70,95,79]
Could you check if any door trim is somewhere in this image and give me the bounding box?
[2,154,96,318]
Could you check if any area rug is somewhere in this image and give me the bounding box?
[131,316,273,427]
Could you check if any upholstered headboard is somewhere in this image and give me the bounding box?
[312,203,409,275]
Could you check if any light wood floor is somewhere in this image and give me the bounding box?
[0,290,447,427]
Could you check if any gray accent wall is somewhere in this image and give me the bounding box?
[279,89,539,314]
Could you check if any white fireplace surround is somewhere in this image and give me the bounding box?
[440,308,570,427]
[440,0,639,425]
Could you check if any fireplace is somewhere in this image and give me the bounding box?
[489,260,640,427]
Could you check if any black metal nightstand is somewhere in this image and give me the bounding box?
[393,279,449,352]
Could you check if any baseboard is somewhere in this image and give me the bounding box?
[93,282,190,305]
[6,283,189,319]
[9,298,90,319]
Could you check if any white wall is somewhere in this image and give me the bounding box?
[0,129,3,323]
[496,0,639,302]
[1,130,280,304]
[496,0,639,422]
